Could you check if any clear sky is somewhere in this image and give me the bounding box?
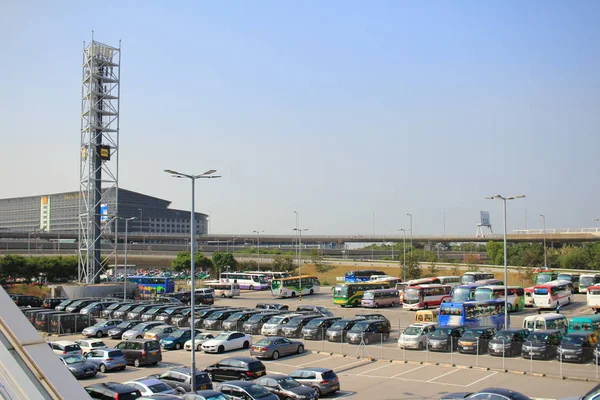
[1,1,599,236]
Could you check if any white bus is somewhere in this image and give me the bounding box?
[587,285,600,313]
[437,276,461,288]
[271,275,320,298]
[461,272,495,284]
[244,271,291,282]
[219,272,269,290]
[522,314,568,335]
[532,280,572,311]
[204,281,241,298]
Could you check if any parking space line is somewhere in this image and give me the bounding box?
[466,371,497,387]
[391,365,427,378]
[357,363,395,375]
[427,369,458,382]
[337,359,372,372]
[297,356,337,367]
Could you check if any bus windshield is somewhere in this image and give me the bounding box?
[536,274,553,284]
[474,288,493,302]
[581,276,597,288]
[557,274,572,281]
[404,288,420,300]
[452,287,472,302]
[334,285,348,297]
[462,275,476,284]
[363,292,375,300]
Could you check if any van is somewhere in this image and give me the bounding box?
[262,314,304,336]
[523,314,568,335]
[568,315,600,335]
[114,339,162,367]
[302,317,342,340]
[559,332,598,363]
[295,306,333,317]
[50,341,82,356]
[49,313,91,334]
[414,309,439,324]
[34,310,66,332]
[398,322,437,350]
[522,329,563,360]
[346,319,391,345]
[488,328,530,357]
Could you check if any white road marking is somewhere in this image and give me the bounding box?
[391,365,427,378]
[466,371,498,387]
[427,368,459,382]
[297,356,338,367]
[357,363,395,375]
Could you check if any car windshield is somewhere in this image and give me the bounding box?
[117,321,134,328]
[432,328,454,336]
[132,306,147,312]
[330,320,351,330]
[248,314,269,323]
[148,326,164,334]
[583,387,600,400]
[214,333,229,341]
[287,317,306,326]
[528,333,549,342]
[146,308,161,314]
[494,332,514,341]
[82,303,98,310]
[90,342,106,348]
[206,311,226,320]
[195,333,211,340]
[462,330,485,339]
[306,319,324,328]
[245,384,272,398]
[57,300,71,307]
[92,321,107,327]
[148,382,173,393]
[255,338,273,346]
[277,377,301,389]
[403,326,423,336]
[131,323,148,330]
[349,321,370,332]
[226,313,244,321]
[63,355,85,364]
[268,316,286,324]
[562,336,585,346]
[168,330,186,338]
[107,303,123,310]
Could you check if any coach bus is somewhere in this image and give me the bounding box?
[127,276,175,294]
[344,270,386,283]
[361,288,400,308]
[580,274,600,293]
[532,280,572,310]
[204,281,241,298]
[271,275,320,298]
[437,276,462,288]
[402,284,452,310]
[219,272,269,290]
[461,272,495,285]
[244,271,291,282]
[556,273,582,293]
[333,281,390,307]
[439,299,507,330]
[535,271,558,285]
[451,279,503,303]
[473,286,525,312]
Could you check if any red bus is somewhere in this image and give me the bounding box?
[402,284,452,310]
[532,280,572,310]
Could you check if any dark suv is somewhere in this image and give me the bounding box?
[558,332,597,363]
[115,339,162,367]
[205,357,267,382]
[223,310,264,331]
[42,297,67,309]
[326,318,364,342]
[140,305,175,322]
[302,317,342,340]
[488,328,530,357]
[126,304,162,321]
[149,367,213,393]
[154,306,190,325]
[522,330,563,360]
[193,307,234,329]
[112,303,145,320]
[427,325,466,352]
[346,319,391,344]
[457,326,497,354]
[243,312,283,335]
[296,305,333,317]
[101,302,135,319]
[256,303,289,310]
[281,315,322,338]
[85,382,142,399]
[203,308,244,330]
[10,294,43,307]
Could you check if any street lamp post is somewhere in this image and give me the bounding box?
[253,230,264,271]
[486,194,526,329]
[120,216,136,301]
[540,214,547,268]
[406,214,413,255]
[398,229,406,281]
[164,168,220,391]
[293,227,309,299]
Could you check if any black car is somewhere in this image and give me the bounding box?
[521,330,563,360]
[171,306,213,328]
[440,387,531,400]
[457,327,497,354]
[256,303,289,310]
[205,357,267,382]
[107,320,143,339]
[256,374,319,400]
[193,307,235,329]
[326,318,364,342]
[85,382,142,399]
[295,305,333,317]
[101,302,136,319]
[65,299,101,313]
[55,299,79,311]
[223,310,264,331]
[42,297,67,309]
[346,319,391,345]
[281,315,321,338]
[140,305,175,322]
[427,325,466,352]
[154,306,190,325]
[149,367,213,393]
[243,312,284,335]
[203,308,245,330]
[113,303,146,320]
[302,317,342,340]
[488,328,530,357]
[127,304,162,321]
[558,332,597,363]
[10,294,43,307]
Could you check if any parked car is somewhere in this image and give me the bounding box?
[194,308,233,329]
[75,338,107,355]
[256,374,318,400]
[397,323,437,350]
[108,320,144,339]
[346,319,391,345]
[80,301,120,318]
[521,329,563,360]
[203,309,245,331]
[66,299,100,313]
[427,325,466,352]
[214,381,278,400]
[144,325,179,341]
[250,337,304,360]
[288,367,340,397]
[148,367,213,393]
[124,378,178,396]
[172,307,214,328]
[101,302,136,319]
[354,313,390,323]
[55,299,79,311]
[160,328,200,350]
[141,305,177,322]
[85,382,142,399]
[326,318,364,343]
[82,319,123,338]
[302,317,342,340]
[10,294,43,307]
[59,354,98,379]
[122,322,166,340]
[154,306,190,325]
[50,341,82,356]
[84,348,128,372]
[184,332,216,351]
[262,313,303,336]
[202,331,252,354]
[115,339,162,367]
[223,311,264,332]
[113,303,147,320]
[179,390,228,400]
[43,297,67,309]
[488,328,531,357]
[204,357,267,382]
[295,305,333,317]
[243,312,282,335]
[281,315,321,338]
[127,304,163,321]
[457,326,497,354]
[558,332,598,363]
[440,388,532,400]
[256,303,289,311]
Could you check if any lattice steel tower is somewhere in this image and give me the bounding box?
[78,37,121,283]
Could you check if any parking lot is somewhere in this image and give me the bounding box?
[50,288,600,398]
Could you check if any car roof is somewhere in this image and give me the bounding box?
[478,388,530,400]
[262,374,288,380]
[529,329,560,334]
[170,367,208,375]
[411,322,437,327]
[132,378,163,386]
[219,380,255,387]
[52,340,78,346]
[86,382,140,392]
[296,367,332,373]
[464,326,495,331]
[222,356,259,363]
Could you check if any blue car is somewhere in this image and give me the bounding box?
[84,348,127,372]
[160,328,200,350]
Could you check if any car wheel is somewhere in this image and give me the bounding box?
[418,342,424,350]
[96,331,103,338]
[313,387,322,397]
[221,293,226,298]
[175,343,182,350]
[196,344,202,351]
[239,374,249,381]
[218,345,225,354]
[297,345,304,354]
[249,285,254,291]
[136,335,143,339]
[291,292,296,298]
[134,359,141,368]
[243,341,250,349]
[176,388,186,395]
[364,336,370,345]
[99,364,107,373]
[272,351,280,360]
[310,289,314,295]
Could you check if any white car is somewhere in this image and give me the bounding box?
[124,378,177,396]
[49,341,82,356]
[201,331,252,354]
[74,339,107,355]
[398,323,437,350]
[184,332,215,351]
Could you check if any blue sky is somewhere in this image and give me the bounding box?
[1,1,599,235]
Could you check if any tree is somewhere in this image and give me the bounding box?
[424,261,439,278]
[465,254,481,272]
[171,251,214,275]
[309,249,333,273]
[486,241,503,265]
[402,254,421,280]
[560,246,591,270]
[212,252,238,271]
[272,255,295,272]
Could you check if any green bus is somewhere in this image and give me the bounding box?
[473,285,525,312]
[333,281,390,307]
[271,275,320,298]
[568,315,600,335]
[535,272,558,285]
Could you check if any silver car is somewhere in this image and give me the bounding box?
[261,314,302,336]
[122,322,166,341]
[59,355,98,379]
[82,319,123,338]
[398,323,437,350]
[288,367,340,397]
[250,336,304,360]
[84,348,127,372]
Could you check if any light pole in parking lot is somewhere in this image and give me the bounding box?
[164,168,220,391]
[119,216,137,301]
[486,194,525,329]
[398,229,406,281]
[253,230,264,271]
[406,213,413,255]
[540,214,547,268]
[293,226,309,298]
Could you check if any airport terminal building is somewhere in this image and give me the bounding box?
[0,188,207,236]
